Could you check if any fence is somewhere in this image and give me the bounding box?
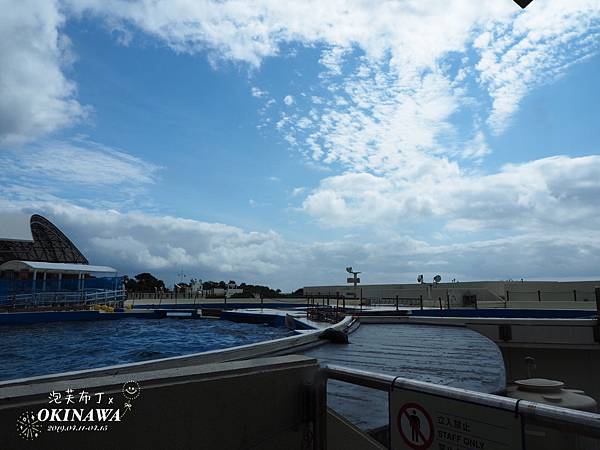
[0,276,123,296]
[325,364,600,450]
[0,277,125,311]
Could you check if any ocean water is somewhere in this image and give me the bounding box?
[304,324,506,430]
[0,317,295,382]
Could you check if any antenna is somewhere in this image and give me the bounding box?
[417,274,424,283]
[433,274,441,284]
[177,266,187,284]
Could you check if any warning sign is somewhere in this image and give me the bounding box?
[397,402,434,449]
[390,389,523,450]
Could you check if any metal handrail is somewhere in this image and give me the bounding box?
[0,289,126,310]
[324,364,600,439]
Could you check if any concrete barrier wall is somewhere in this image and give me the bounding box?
[0,356,324,450]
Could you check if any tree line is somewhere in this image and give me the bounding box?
[123,272,303,297]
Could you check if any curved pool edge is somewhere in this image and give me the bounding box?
[0,315,357,388]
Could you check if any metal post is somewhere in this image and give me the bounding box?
[261,293,264,309]
[336,292,339,311]
[419,294,423,310]
[574,289,577,302]
[360,288,363,312]
[438,297,442,310]
[395,295,399,311]
[595,287,600,316]
[32,270,37,305]
[538,290,541,302]
[506,290,510,302]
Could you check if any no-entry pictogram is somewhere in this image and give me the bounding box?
[397,402,434,450]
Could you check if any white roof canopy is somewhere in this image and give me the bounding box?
[0,261,117,274]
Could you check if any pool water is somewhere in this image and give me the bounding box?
[0,317,295,382]
[304,324,506,431]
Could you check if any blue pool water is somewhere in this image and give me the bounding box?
[0,318,295,382]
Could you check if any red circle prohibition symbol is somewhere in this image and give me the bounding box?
[397,402,434,450]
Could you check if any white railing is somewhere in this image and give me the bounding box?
[0,289,126,310]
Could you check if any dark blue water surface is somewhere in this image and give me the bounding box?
[0,318,295,382]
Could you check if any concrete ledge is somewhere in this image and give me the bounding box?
[0,355,322,450]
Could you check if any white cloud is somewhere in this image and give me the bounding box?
[283,95,295,106]
[2,198,600,289]
[475,1,600,134]
[2,1,599,287]
[0,138,159,186]
[251,86,268,98]
[291,187,305,197]
[0,0,87,145]
[52,1,600,178]
[302,155,600,234]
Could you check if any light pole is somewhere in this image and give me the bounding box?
[346,267,361,304]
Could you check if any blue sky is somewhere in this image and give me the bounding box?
[1,0,600,290]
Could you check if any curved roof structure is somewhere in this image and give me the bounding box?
[0,214,88,265]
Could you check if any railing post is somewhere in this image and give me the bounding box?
[419,294,423,310]
[438,297,442,310]
[537,290,541,302]
[574,289,577,302]
[595,287,600,316]
[395,295,399,311]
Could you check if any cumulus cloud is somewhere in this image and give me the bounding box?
[302,155,600,234]
[0,0,87,145]
[0,198,291,277]
[2,198,599,289]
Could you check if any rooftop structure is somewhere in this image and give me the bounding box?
[0,213,122,310]
[0,214,87,265]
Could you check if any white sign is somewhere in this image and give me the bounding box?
[390,389,523,450]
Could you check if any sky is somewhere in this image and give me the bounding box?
[1,0,600,290]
